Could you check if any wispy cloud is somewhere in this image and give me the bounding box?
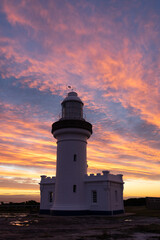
[0,0,160,200]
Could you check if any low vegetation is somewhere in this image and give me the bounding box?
[0,199,160,239]
[125,205,160,217]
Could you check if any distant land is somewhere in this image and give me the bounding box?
[0,198,146,206]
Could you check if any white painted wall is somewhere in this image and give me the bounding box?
[51,128,91,211]
[40,171,124,213]
[40,176,55,210]
[84,172,124,212]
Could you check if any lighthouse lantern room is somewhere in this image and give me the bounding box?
[61,91,84,120]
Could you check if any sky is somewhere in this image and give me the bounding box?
[0,0,160,202]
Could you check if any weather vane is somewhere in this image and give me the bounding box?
[67,85,76,92]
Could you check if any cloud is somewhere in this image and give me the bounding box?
[0,176,38,189]
[0,0,160,199]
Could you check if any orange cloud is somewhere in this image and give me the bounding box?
[0,0,160,200]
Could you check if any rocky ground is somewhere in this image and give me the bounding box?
[0,207,160,240]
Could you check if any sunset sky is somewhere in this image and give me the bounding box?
[0,0,160,202]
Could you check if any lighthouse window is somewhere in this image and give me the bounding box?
[92,190,97,203]
[73,154,77,161]
[62,102,66,118]
[73,185,77,193]
[49,192,53,202]
[115,190,118,202]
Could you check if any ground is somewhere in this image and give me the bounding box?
[0,206,160,240]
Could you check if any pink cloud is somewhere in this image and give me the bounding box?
[0,0,160,199]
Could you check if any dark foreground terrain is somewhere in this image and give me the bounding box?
[0,206,160,240]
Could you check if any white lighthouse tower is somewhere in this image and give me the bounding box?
[40,91,124,215]
[50,91,92,214]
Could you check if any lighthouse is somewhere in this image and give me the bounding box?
[51,91,92,213]
[40,91,124,215]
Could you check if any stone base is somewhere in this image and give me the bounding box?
[39,209,51,214]
[40,209,124,216]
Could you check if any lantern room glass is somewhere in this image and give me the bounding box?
[62,101,83,119]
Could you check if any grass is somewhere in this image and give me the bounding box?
[1,206,160,240]
[89,230,133,240]
[125,206,160,217]
[96,232,110,239]
[134,224,160,234]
